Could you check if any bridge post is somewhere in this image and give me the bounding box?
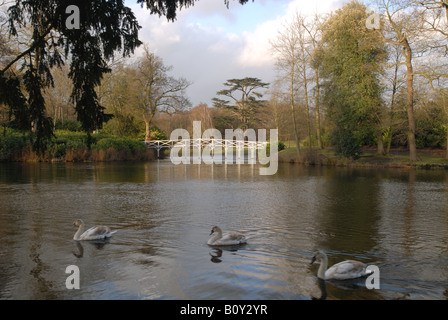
[237,141,242,160]
[249,142,256,164]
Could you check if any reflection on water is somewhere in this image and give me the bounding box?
[0,161,448,300]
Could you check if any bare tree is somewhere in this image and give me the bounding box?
[294,13,313,150]
[135,44,192,140]
[382,44,408,155]
[189,103,213,131]
[374,0,426,161]
[303,13,326,149]
[271,15,303,159]
[412,0,448,159]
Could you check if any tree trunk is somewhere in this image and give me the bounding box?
[290,69,301,160]
[376,131,385,155]
[446,129,448,160]
[385,127,392,155]
[314,67,323,149]
[143,113,152,141]
[385,56,400,156]
[291,100,301,161]
[300,46,312,151]
[303,74,312,150]
[405,42,418,162]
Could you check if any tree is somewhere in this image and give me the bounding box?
[292,13,313,150]
[1,0,142,150]
[411,0,448,159]
[189,103,213,130]
[271,18,304,159]
[373,0,426,161]
[100,60,143,138]
[212,77,269,130]
[303,13,325,150]
[135,45,192,140]
[1,0,253,151]
[43,63,76,129]
[382,44,408,155]
[320,0,386,159]
[136,0,253,21]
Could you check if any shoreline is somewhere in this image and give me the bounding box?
[277,147,448,170]
[2,145,448,170]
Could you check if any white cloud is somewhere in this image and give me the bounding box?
[127,0,345,107]
[237,20,279,68]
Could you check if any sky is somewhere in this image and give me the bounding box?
[126,0,346,107]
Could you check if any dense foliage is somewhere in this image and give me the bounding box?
[320,1,386,159]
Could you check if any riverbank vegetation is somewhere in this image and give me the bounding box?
[277,144,448,169]
[1,1,448,167]
[0,127,155,162]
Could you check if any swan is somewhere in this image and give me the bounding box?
[310,250,373,281]
[207,226,247,246]
[73,219,117,241]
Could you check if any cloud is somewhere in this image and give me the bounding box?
[127,0,345,107]
[236,0,346,68]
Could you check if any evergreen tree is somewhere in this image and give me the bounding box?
[213,77,269,130]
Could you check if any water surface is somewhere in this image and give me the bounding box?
[1,161,448,300]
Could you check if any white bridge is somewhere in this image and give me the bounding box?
[144,138,268,159]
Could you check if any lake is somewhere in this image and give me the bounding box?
[0,160,447,300]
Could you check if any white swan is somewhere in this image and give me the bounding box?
[207,226,247,246]
[310,250,373,280]
[73,219,117,241]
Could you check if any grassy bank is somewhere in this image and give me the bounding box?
[0,130,156,162]
[278,146,448,169]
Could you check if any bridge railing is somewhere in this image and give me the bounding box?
[144,138,268,158]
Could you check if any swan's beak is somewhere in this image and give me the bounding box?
[210,230,214,235]
[310,256,316,265]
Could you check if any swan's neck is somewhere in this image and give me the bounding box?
[317,255,328,280]
[209,230,222,243]
[73,224,84,240]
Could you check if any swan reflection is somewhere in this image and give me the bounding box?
[72,238,112,258]
[311,278,327,300]
[208,244,245,263]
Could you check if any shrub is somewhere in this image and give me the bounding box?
[0,129,152,162]
[264,140,286,155]
[148,126,167,140]
[278,141,286,151]
[0,134,29,161]
[54,120,83,132]
[94,137,146,154]
[331,127,362,160]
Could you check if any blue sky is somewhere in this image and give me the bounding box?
[127,0,345,107]
[182,0,288,34]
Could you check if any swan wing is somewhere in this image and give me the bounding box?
[209,232,247,246]
[325,260,367,280]
[221,232,247,244]
[80,226,114,240]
